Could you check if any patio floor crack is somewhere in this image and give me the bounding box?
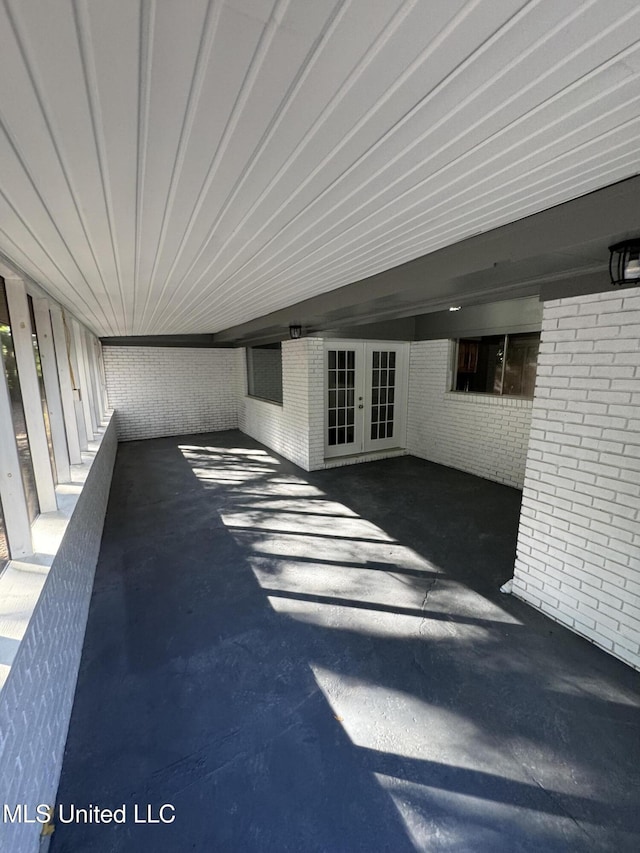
[418,577,438,637]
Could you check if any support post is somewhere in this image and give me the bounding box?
[4,278,57,512]
[31,297,71,483]
[83,329,101,428]
[71,318,96,441]
[49,306,83,462]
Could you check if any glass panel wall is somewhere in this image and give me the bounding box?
[27,295,57,481]
[0,279,40,523]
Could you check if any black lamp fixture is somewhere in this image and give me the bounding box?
[609,239,640,286]
[289,324,302,340]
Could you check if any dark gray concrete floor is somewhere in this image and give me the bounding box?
[51,431,640,853]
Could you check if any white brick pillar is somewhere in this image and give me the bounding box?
[513,286,640,670]
[306,339,326,470]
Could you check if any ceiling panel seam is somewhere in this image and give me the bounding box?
[133,0,155,331]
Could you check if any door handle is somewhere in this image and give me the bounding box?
[358,404,364,409]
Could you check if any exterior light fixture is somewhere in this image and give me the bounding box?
[289,324,302,339]
[609,239,640,286]
[449,305,462,312]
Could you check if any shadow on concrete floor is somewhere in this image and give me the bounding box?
[51,430,640,853]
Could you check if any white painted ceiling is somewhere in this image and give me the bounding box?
[1,0,640,337]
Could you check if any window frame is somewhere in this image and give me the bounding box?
[245,342,284,406]
[0,271,106,567]
[451,331,540,399]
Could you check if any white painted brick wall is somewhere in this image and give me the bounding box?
[239,339,325,471]
[0,417,117,853]
[103,347,239,441]
[407,340,533,488]
[513,287,640,670]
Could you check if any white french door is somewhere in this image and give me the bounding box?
[324,341,408,459]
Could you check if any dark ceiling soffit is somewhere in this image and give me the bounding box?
[212,175,640,346]
[539,270,639,301]
[315,316,417,341]
[414,296,543,340]
[215,270,590,347]
[228,294,544,346]
[100,335,233,348]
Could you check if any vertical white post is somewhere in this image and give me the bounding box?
[71,318,96,441]
[0,345,32,558]
[31,297,71,483]
[64,313,89,451]
[89,335,106,421]
[49,306,83,463]
[4,278,57,512]
[95,339,109,413]
[83,329,101,427]
[75,398,89,453]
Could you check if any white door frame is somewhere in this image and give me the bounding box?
[324,341,362,458]
[362,341,409,453]
[324,340,409,459]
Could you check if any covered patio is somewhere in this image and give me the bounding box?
[51,431,640,852]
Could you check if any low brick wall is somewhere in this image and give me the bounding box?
[0,416,117,853]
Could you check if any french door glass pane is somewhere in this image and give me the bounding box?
[327,349,356,446]
[370,350,396,441]
[0,280,40,523]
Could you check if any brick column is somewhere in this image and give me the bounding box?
[513,287,640,670]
